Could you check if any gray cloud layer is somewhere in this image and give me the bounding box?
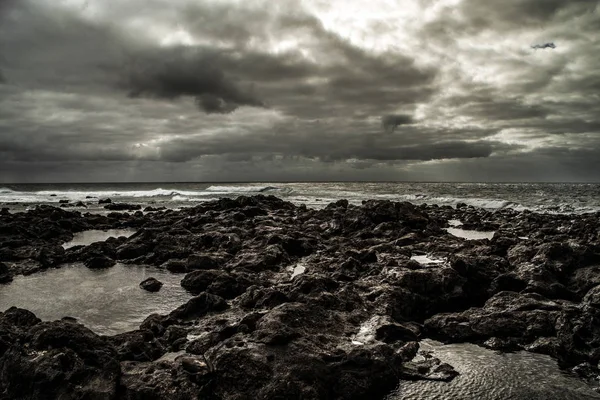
[0,0,599,182]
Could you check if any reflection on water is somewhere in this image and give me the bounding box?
[62,229,137,249]
[446,228,495,240]
[392,340,600,400]
[0,263,192,335]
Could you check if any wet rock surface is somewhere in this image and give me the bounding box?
[140,277,163,292]
[0,196,599,398]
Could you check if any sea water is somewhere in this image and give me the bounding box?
[1,182,600,214]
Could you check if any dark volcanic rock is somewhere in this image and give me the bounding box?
[0,262,12,284]
[170,292,229,319]
[140,277,163,292]
[120,355,212,399]
[181,269,250,299]
[84,255,116,269]
[104,203,141,211]
[0,309,120,400]
[3,196,600,399]
[108,330,166,362]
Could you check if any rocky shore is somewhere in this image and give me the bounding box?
[0,196,599,399]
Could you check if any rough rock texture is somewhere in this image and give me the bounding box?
[0,307,121,400]
[0,262,12,284]
[1,196,600,397]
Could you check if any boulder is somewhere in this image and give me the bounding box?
[140,277,163,292]
[0,316,120,400]
[84,255,116,269]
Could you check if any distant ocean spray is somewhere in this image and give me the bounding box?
[1,182,600,214]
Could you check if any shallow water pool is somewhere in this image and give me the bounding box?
[446,228,495,240]
[391,340,600,400]
[0,263,192,335]
[62,229,137,249]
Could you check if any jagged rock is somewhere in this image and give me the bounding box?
[170,292,229,319]
[2,197,600,399]
[181,269,250,299]
[0,262,12,284]
[104,203,141,211]
[84,255,116,269]
[376,322,420,343]
[401,358,460,382]
[119,355,212,399]
[0,311,120,400]
[108,330,166,362]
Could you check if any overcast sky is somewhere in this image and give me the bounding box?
[1,0,599,182]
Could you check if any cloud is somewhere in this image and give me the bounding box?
[0,0,599,182]
[0,70,5,84]
[124,47,266,113]
[381,114,413,132]
[531,42,556,50]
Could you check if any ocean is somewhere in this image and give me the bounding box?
[2,182,600,214]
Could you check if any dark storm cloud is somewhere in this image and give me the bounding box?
[531,43,556,50]
[0,0,436,118]
[154,122,508,163]
[0,0,599,182]
[125,47,266,113]
[381,115,413,132]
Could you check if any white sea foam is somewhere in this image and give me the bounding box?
[204,185,280,193]
[0,188,213,203]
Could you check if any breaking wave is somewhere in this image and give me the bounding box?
[204,185,281,193]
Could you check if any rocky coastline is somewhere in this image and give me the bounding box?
[0,196,599,399]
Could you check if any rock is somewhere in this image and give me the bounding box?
[140,277,163,292]
[181,269,250,299]
[170,292,229,319]
[84,255,116,269]
[2,198,600,399]
[144,206,167,212]
[0,262,13,284]
[104,203,142,211]
[402,358,460,382]
[425,291,562,344]
[119,357,212,399]
[376,322,420,343]
[186,253,219,270]
[116,242,150,260]
[98,198,112,204]
[108,330,165,362]
[162,259,188,273]
[0,315,120,400]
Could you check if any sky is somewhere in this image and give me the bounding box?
[0,0,599,183]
